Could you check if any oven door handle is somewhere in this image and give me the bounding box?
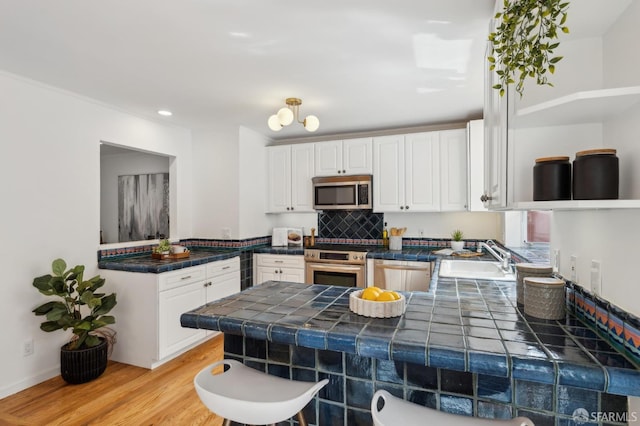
[306,263,363,272]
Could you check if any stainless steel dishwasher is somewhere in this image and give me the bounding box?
[372,259,431,292]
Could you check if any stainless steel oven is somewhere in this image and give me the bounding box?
[304,247,367,288]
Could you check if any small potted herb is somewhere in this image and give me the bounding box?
[451,229,465,251]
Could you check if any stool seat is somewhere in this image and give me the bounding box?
[194,359,328,425]
[371,390,534,426]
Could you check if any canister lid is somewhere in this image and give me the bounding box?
[523,277,564,287]
[575,148,617,157]
[515,263,553,272]
[535,156,570,163]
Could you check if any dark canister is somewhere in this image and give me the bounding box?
[573,148,619,200]
[533,156,572,201]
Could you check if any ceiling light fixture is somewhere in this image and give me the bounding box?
[268,98,319,132]
[157,110,172,116]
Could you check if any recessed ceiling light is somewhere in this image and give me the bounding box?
[157,110,172,116]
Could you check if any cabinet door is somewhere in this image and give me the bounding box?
[256,266,281,285]
[158,281,207,360]
[467,120,488,211]
[343,138,372,175]
[440,129,468,211]
[267,145,292,212]
[207,270,240,303]
[373,135,405,212]
[403,262,431,292]
[279,267,305,283]
[314,140,343,176]
[483,41,509,209]
[290,143,315,212]
[404,132,440,212]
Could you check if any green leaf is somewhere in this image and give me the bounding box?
[94,293,117,316]
[550,56,563,64]
[85,335,101,347]
[40,321,64,332]
[561,27,569,33]
[52,259,66,276]
[32,301,62,316]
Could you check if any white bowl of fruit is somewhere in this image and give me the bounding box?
[349,287,406,318]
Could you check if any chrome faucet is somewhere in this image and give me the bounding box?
[477,240,512,271]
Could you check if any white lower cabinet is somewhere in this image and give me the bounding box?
[254,254,305,285]
[102,256,240,369]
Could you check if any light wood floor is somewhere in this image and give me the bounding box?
[0,334,225,426]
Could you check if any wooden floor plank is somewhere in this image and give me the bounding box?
[0,335,224,426]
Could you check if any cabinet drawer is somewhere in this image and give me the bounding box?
[256,254,304,269]
[159,266,206,292]
[206,256,240,277]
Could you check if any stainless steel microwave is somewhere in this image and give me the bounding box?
[312,175,372,210]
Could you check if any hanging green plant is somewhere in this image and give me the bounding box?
[488,0,570,97]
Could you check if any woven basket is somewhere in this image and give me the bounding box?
[515,263,553,306]
[60,338,108,384]
[524,277,565,320]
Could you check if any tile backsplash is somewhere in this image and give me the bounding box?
[318,210,383,240]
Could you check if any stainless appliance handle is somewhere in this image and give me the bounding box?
[306,263,363,272]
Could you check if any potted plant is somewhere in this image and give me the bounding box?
[488,0,570,97]
[32,258,117,384]
[154,238,171,254]
[451,229,465,251]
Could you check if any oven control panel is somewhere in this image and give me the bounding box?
[304,249,366,265]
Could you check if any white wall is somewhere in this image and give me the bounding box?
[382,211,503,241]
[100,150,170,244]
[191,126,240,239]
[0,71,192,398]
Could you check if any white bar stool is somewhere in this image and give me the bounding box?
[194,359,328,426]
[371,390,534,426]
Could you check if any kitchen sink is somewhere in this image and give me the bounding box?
[438,259,516,281]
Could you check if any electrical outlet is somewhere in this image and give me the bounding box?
[222,227,231,239]
[553,249,560,273]
[570,255,578,282]
[591,260,602,295]
[23,338,34,357]
[418,229,424,237]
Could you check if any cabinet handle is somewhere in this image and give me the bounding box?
[405,205,409,210]
[180,275,192,280]
[291,206,294,210]
[275,269,279,274]
[275,260,284,263]
[342,170,346,173]
[480,194,493,202]
[286,207,290,210]
[204,281,211,287]
[279,269,283,273]
[222,266,231,270]
[400,206,404,210]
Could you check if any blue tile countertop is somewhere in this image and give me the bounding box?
[98,248,242,273]
[181,278,640,397]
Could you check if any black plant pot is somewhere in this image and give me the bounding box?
[60,338,108,384]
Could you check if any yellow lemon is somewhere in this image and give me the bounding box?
[376,291,400,302]
[361,287,382,301]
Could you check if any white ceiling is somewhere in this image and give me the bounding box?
[0,1,496,140]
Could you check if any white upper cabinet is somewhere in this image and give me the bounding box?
[315,138,372,176]
[439,129,468,211]
[404,132,440,212]
[467,119,488,212]
[267,143,315,213]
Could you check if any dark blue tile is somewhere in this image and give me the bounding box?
[515,379,554,410]
[345,353,373,379]
[477,374,512,403]
[245,359,265,372]
[318,400,345,426]
[357,336,390,359]
[406,364,438,390]
[477,401,513,419]
[557,362,606,391]
[441,369,473,395]
[245,337,266,359]
[223,333,243,355]
[267,341,290,364]
[504,341,549,359]
[376,359,404,384]
[218,316,244,334]
[391,340,427,365]
[469,351,509,377]
[440,395,473,416]
[267,363,290,379]
[243,322,268,340]
[327,331,357,354]
[292,367,316,383]
[557,385,599,416]
[406,389,437,409]
[347,408,373,426]
[512,356,556,384]
[346,378,374,409]
[269,324,297,345]
[291,345,316,368]
[297,328,327,349]
[429,347,465,371]
[318,372,344,403]
[318,350,343,374]
[606,367,640,396]
[429,332,464,348]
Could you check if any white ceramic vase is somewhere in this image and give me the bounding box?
[451,240,464,251]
